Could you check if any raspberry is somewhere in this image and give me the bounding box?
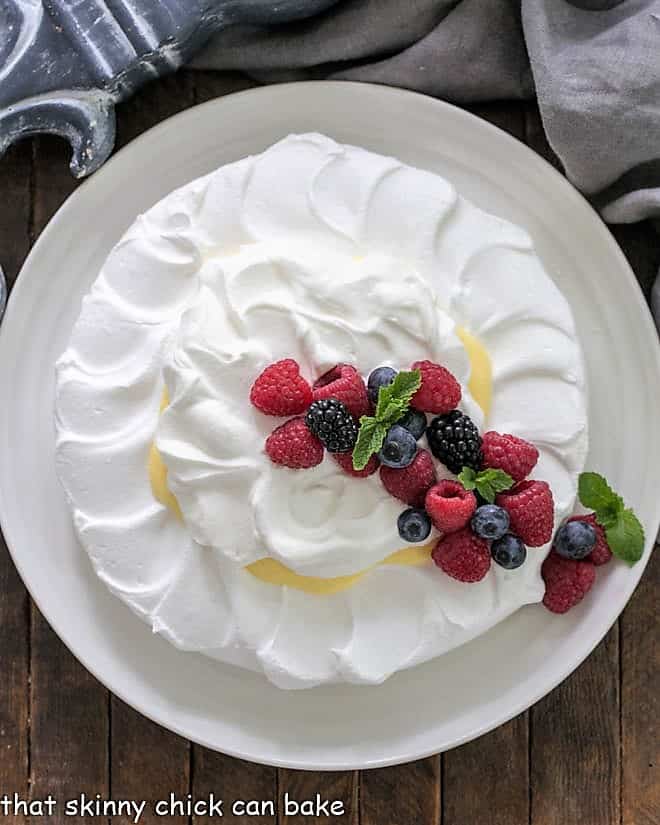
[250,359,313,416]
[542,551,596,613]
[410,360,462,414]
[425,480,477,533]
[333,452,379,478]
[568,514,612,566]
[380,449,437,507]
[265,418,324,469]
[496,480,554,547]
[312,364,370,419]
[481,431,539,482]
[432,527,491,583]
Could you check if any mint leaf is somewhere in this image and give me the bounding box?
[375,369,421,423]
[352,369,421,469]
[578,472,645,565]
[605,509,645,566]
[458,467,513,503]
[352,418,387,471]
[377,397,409,425]
[578,472,624,525]
[480,468,514,494]
[458,467,477,491]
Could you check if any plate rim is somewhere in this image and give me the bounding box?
[1,80,659,771]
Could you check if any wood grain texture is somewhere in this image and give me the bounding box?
[114,72,196,148]
[622,544,660,825]
[0,138,32,825]
[443,717,528,825]
[28,134,109,825]
[0,79,657,825]
[192,70,258,104]
[29,605,109,824]
[104,71,197,825]
[442,99,532,825]
[0,534,29,824]
[361,757,440,825]
[278,770,359,825]
[610,222,660,303]
[531,626,620,825]
[0,141,32,287]
[110,698,190,825]
[192,751,276,824]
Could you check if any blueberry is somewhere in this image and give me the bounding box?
[553,520,596,560]
[397,407,427,440]
[378,424,417,468]
[367,366,397,405]
[491,534,527,569]
[471,504,510,540]
[397,508,432,543]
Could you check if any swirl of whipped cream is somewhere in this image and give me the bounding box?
[158,245,477,577]
[55,134,588,688]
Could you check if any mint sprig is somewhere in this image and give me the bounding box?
[352,369,421,470]
[578,471,644,565]
[458,466,514,503]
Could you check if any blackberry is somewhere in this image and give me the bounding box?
[305,398,358,453]
[426,409,482,475]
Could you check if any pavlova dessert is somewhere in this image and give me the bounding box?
[54,134,643,689]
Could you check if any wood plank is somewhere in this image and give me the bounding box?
[443,717,528,825]
[439,99,531,825]
[114,71,197,148]
[525,93,648,825]
[279,769,358,825]
[110,698,190,825]
[361,757,440,825]
[28,133,109,825]
[621,543,660,825]
[531,626,620,825]
[610,221,660,303]
[0,137,32,825]
[0,141,32,287]
[192,750,276,824]
[29,605,109,824]
[186,70,277,825]
[106,68,198,824]
[192,70,258,104]
[0,537,30,824]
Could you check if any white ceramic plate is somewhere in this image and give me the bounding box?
[1,82,659,770]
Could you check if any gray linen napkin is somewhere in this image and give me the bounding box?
[193,0,660,324]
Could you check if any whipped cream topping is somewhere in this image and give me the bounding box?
[158,245,478,578]
[55,134,588,688]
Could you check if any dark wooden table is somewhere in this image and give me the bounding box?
[0,72,658,825]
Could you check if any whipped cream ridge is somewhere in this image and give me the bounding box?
[55,134,588,689]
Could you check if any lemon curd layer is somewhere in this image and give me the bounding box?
[149,328,492,595]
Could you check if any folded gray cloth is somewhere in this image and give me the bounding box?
[193,0,660,323]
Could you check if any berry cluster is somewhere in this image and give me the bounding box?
[251,359,369,469]
[249,357,629,616]
[541,513,613,613]
[365,361,555,584]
